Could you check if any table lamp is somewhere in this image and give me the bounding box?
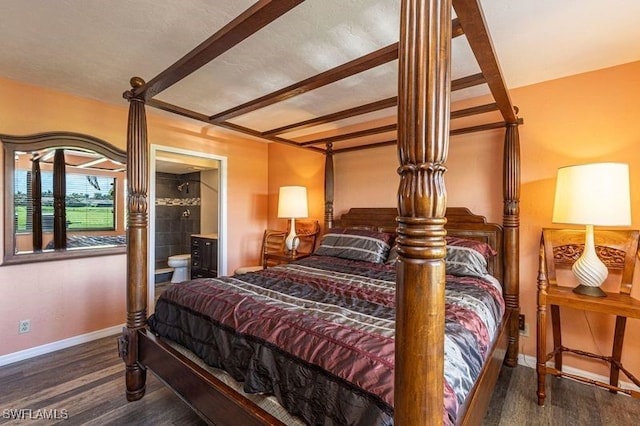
[277,186,308,253]
[552,162,631,297]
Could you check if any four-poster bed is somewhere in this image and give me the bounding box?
[118,0,522,424]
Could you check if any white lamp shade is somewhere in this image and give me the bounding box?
[277,186,308,219]
[552,162,631,226]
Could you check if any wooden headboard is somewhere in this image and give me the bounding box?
[336,207,504,283]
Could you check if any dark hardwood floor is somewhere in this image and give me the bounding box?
[0,335,204,425]
[483,360,640,426]
[1,335,639,425]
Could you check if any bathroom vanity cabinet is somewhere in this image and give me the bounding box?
[191,234,218,279]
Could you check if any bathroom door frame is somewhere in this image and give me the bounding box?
[148,144,228,312]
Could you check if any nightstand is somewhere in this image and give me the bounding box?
[263,251,310,266]
[191,235,218,278]
[536,228,640,406]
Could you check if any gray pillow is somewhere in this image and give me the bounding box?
[444,245,489,277]
[386,240,491,278]
[315,228,394,264]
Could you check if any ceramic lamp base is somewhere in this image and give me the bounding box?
[285,218,299,254]
[571,224,608,298]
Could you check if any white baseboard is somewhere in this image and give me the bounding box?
[0,324,124,367]
[518,352,640,393]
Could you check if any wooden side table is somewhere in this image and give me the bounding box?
[264,251,310,266]
[536,228,640,406]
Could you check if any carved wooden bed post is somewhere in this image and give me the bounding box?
[396,0,451,424]
[121,76,149,401]
[324,142,334,230]
[503,121,521,366]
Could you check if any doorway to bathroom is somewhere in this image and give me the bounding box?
[148,145,227,310]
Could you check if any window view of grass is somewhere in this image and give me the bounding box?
[15,205,115,231]
[14,171,116,232]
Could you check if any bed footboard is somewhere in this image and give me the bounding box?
[136,329,284,426]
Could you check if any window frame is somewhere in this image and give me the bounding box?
[2,132,127,265]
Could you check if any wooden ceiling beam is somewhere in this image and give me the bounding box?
[333,140,397,154]
[148,72,494,150]
[451,18,464,38]
[139,5,514,154]
[216,122,324,153]
[146,98,324,153]
[262,97,398,137]
[333,117,524,154]
[261,71,485,138]
[451,102,498,119]
[209,19,465,124]
[452,0,517,122]
[450,117,523,136]
[208,43,399,123]
[130,0,305,101]
[147,98,514,152]
[147,99,212,123]
[299,124,397,146]
[451,72,485,91]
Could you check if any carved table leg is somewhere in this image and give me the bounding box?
[610,315,627,393]
[551,305,562,371]
[537,240,549,406]
[537,298,548,406]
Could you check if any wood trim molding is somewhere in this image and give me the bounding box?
[209,43,399,123]
[131,0,305,101]
[453,0,518,123]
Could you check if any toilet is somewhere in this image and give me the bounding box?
[167,254,191,283]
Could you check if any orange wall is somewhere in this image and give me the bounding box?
[0,77,270,356]
[516,60,640,378]
[331,61,640,380]
[266,144,325,233]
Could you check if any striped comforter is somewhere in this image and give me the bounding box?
[149,255,504,425]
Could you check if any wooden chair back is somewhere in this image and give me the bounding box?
[287,219,320,255]
[541,228,640,295]
[261,229,287,267]
[252,220,321,269]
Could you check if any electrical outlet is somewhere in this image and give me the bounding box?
[18,319,31,334]
[518,314,529,337]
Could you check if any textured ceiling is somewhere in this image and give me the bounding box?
[2,0,640,138]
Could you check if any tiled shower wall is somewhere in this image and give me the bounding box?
[155,171,201,270]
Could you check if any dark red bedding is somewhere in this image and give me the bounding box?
[149,255,504,425]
